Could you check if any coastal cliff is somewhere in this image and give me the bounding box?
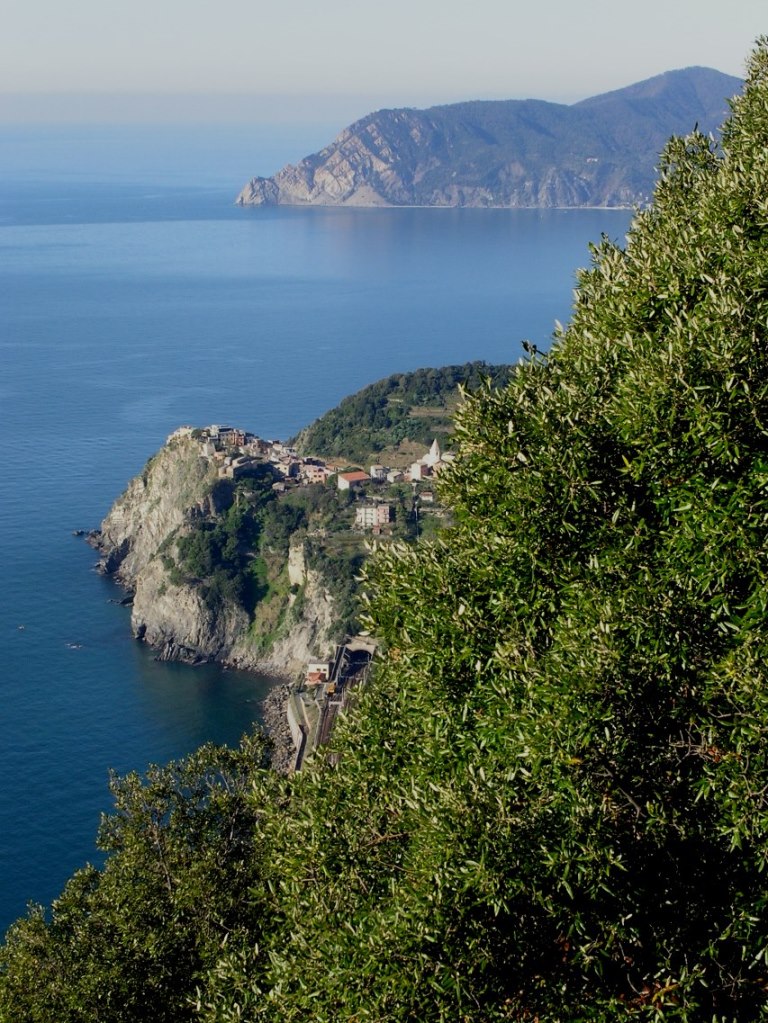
[236,66,740,209]
[91,431,340,676]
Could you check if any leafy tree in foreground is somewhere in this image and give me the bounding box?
[0,736,278,1023]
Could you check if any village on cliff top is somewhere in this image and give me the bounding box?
[168,423,454,535]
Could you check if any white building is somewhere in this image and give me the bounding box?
[306,660,331,685]
[408,438,444,481]
[355,504,392,529]
[424,439,442,466]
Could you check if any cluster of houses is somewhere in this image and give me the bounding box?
[336,439,453,531]
[336,438,454,490]
[168,424,339,485]
[168,425,451,533]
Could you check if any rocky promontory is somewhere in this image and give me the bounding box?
[236,66,740,209]
[91,429,339,676]
[91,364,521,676]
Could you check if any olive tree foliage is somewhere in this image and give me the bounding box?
[0,735,278,1023]
[201,42,768,1022]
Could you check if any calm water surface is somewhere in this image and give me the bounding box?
[0,124,633,932]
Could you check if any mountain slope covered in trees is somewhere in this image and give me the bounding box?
[293,361,514,464]
[4,42,768,1023]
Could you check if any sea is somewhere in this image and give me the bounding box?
[0,120,633,934]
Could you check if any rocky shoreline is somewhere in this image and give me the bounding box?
[87,432,340,681]
[87,528,300,771]
[259,682,297,774]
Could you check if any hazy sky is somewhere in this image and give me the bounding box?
[1,0,765,123]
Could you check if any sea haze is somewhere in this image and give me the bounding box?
[0,123,633,933]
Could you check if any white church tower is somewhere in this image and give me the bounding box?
[425,438,442,467]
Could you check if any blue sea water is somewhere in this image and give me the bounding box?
[0,123,633,934]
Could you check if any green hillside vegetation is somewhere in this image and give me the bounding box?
[5,40,768,1023]
[294,361,514,465]
[162,472,274,610]
[162,462,430,646]
[162,472,368,641]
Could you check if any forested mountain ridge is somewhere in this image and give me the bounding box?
[293,361,515,464]
[237,66,741,209]
[5,41,768,1023]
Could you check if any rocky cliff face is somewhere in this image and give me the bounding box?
[95,436,220,583]
[130,556,251,665]
[261,544,337,675]
[236,67,741,209]
[92,434,338,676]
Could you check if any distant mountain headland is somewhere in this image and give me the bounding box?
[236,67,741,209]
